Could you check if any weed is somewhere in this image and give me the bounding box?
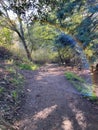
[12,90,18,100]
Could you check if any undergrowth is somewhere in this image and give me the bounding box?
[0,64,25,124]
[65,72,85,83]
[65,71,97,101]
[18,63,38,70]
[0,45,39,129]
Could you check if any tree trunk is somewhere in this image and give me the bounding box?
[17,15,32,61]
[16,29,32,61]
[57,48,64,64]
[21,36,32,61]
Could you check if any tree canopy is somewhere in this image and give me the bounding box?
[0,0,98,63]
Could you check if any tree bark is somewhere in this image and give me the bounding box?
[20,35,32,61]
[17,15,32,61]
[57,48,64,64]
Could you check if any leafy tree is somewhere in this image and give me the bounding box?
[0,0,61,61]
[76,1,98,63]
[0,0,97,63]
[55,33,90,69]
[24,22,59,63]
[25,22,59,51]
[37,0,87,31]
[54,33,75,64]
[0,0,38,61]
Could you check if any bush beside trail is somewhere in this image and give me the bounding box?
[0,46,13,60]
[0,46,25,129]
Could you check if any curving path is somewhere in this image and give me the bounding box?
[14,64,98,130]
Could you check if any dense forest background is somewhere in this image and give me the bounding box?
[0,0,98,67]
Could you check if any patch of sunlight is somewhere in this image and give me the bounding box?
[31,65,38,70]
[33,105,57,121]
[14,105,57,128]
[36,76,43,80]
[69,102,87,129]
[6,59,14,64]
[75,111,87,127]
[62,118,73,130]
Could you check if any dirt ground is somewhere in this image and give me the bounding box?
[14,64,98,130]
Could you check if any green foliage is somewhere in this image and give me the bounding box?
[89,92,97,101]
[32,48,58,64]
[65,71,87,93]
[6,66,16,73]
[12,90,18,100]
[76,16,94,48]
[70,80,83,92]
[89,5,98,13]
[0,61,25,123]
[65,71,97,100]
[0,0,97,64]
[25,22,59,51]
[0,27,12,46]
[65,72,85,83]
[11,74,24,86]
[18,63,38,70]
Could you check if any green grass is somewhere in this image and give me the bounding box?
[70,80,83,91]
[65,72,85,83]
[89,93,97,101]
[65,72,85,93]
[18,63,38,70]
[65,71,97,101]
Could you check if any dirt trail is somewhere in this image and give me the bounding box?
[15,64,98,130]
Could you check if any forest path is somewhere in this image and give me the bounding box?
[15,64,98,130]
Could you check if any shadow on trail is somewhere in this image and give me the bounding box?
[15,64,98,130]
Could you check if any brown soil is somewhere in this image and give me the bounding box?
[14,64,98,130]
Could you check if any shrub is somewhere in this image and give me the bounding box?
[18,63,38,70]
[0,46,12,60]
